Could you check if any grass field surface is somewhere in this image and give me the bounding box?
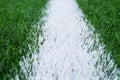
[0,0,120,79]
[0,0,47,79]
[77,0,120,68]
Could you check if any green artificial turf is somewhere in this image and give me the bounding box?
[0,0,47,79]
[77,0,120,67]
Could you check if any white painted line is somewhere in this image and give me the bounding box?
[29,0,120,80]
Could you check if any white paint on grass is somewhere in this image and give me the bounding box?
[29,0,120,80]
